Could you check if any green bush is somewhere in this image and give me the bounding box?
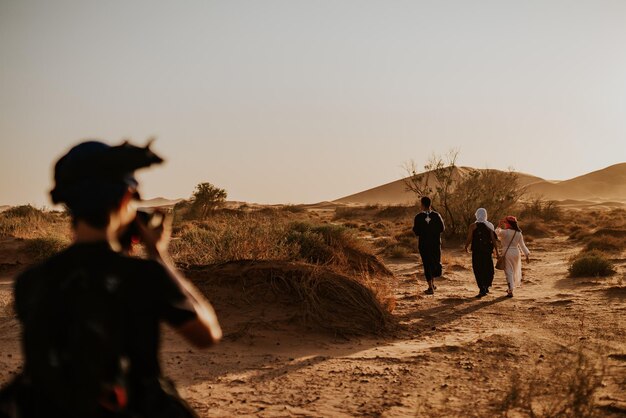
[568,250,616,277]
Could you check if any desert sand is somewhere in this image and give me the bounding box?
[0,207,625,417]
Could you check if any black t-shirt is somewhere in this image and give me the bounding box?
[14,242,197,384]
[412,211,445,250]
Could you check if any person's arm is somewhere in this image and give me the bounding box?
[412,215,420,237]
[519,233,530,262]
[138,214,222,348]
[490,230,500,257]
[464,224,475,253]
[438,212,446,233]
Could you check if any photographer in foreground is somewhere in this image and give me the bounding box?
[0,140,221,418]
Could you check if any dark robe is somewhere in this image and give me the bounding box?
[471,223,495,293]
[413,210,445,281]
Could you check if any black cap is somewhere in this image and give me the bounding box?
[50,140,164,208]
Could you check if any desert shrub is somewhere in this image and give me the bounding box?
[498,349,604,418]
[521,220,551,238]
[0,206,69,239]
[281,204,305,213]
[394,230,416,247]
[24,236,70,262]
[333,206,369,220]
[375,205,416,220]
[187,260,395,336]
[187,182,227,219]
[590,228,626,239]
[374,237,396,248]
[170,215,393,277]
[4,205,49,219]
[383,244,411,259]
[170,214,297,265]
[520,197,562,221]
[569,250,616,277]
[569,225,591,241]
[584,236,625,253]
[286,222,393,276]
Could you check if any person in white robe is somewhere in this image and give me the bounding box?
[495,215,530,297]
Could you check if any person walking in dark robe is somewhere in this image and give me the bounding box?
[464,208,500,298]
[412,196,445,295]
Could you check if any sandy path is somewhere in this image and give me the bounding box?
[0,235,625,417]
[161,235,626,417]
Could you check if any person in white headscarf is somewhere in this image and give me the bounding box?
[464,208,500,297]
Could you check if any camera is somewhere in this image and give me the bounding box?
[119,209,164,250]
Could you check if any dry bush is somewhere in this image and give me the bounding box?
[521,220,552,238]
[0,205,70,239]
[170,213,298,266]
[372,229,416,258]
[333,206,372,220]
[584,236,625,253]
[568,224,591,241]
[520,198,563,222]
[383,244,412,259]
[590,228,626,239]
[286,222,393,277]
[280,204,306,213]
[170,215,393,277]
[498,349,605,418]
[375,205,417,220]
[569,250,616,278]
[24,236,70,262]
[374,237,396,249]
[186,260,395,336]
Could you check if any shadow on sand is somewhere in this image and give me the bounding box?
[396,295,508,333]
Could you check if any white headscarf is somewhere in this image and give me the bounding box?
[475,208,495,231]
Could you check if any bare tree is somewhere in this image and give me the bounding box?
[403,151,526,237]
[403,150,460,234]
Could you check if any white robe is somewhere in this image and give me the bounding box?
[496,228,530,290]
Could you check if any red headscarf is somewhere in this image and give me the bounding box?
[501,215,518,229]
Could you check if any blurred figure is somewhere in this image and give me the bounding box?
[412,196,445,295]
[496,215,530,297]
[464,208,500,297]
[0,141,221,418]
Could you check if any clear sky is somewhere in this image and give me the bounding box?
[1,0,625,206]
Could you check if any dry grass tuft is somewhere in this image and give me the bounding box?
[171,214,394,275]
[286,222,393,277]
[186,260,396,336]
[24,236,70,262]
[0,205,70,239]
[584,236,625,253]
[170,213,298,266]
[498,349,605,418]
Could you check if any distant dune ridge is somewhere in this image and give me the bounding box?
[138,197,183,209]
[335,163,626,206]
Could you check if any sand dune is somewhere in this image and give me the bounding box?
[138,197,183,208]
[335,163,626,205]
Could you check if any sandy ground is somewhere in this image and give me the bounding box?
[0,235,625,417]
